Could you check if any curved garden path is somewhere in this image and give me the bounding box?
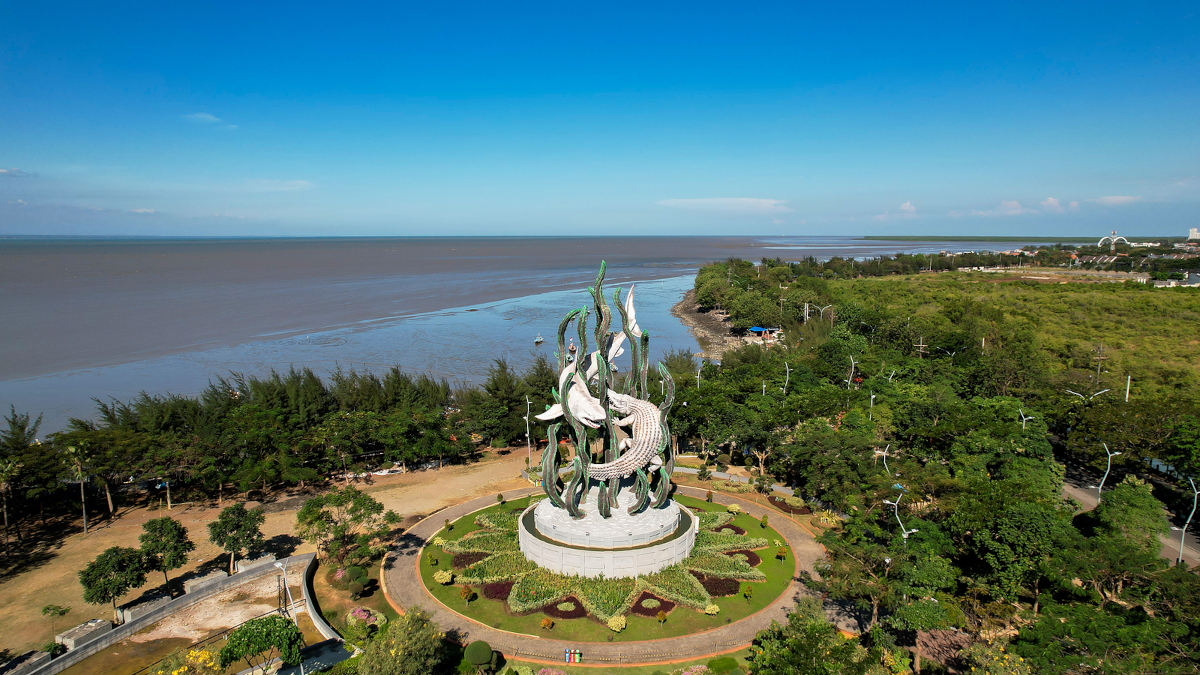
[380,484,828,667]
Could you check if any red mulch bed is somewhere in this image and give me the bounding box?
[724,549,762,567]
[629,591,677,617]
[453,552,489,568]
[483,580,514,600]
[768,495,812,515]
[690,571,740,597]
[541,596,588,619]
[715,524,746,535]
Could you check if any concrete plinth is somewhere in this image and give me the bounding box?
[518,483,697,578]
[55,619,111,650]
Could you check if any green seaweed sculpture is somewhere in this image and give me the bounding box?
[535,262,676,518]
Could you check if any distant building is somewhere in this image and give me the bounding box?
[1153,272,1200,288]
[1189,227,1200,241]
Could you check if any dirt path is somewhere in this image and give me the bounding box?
[0,450,532,657]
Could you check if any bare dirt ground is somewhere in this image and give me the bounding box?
[0,450,531,658]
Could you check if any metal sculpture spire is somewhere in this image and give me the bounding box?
[535,262,676,518]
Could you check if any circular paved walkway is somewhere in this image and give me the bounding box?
[380,484,826,667]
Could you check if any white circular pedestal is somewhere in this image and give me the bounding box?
[518,484,696,578]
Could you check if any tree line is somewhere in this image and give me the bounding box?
[0,358,557,556]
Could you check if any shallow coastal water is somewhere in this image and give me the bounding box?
[1,235,1054,432]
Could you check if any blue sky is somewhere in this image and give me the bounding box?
[1,2,1197,237]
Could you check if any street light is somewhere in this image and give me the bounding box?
[524,395,532,469]
[1178,478,1198,565]
[273,560,305,675]
[873,444,891,476]
[1096,443,1122,503]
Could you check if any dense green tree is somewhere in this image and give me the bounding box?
[207,503,265,574]
[748,597,877,675]
[217,615,302,670]
[358,606,449,675]
[295,486,399,567]
[139,517,195,590]
[79,546,147,617]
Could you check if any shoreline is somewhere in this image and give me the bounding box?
[670,288,743,361]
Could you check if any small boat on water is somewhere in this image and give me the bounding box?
[534,333,544,345]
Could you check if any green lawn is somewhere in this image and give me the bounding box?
[417,495,794,642]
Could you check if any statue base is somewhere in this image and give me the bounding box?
[518,482,696,578]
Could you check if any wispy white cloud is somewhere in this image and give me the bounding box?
[130,208,156,214]
[875,200,917,221]
[244,179,314,193]
[1040,197,1064,213]
[8,199,27,206]
[0,168,32,177]
[656,197,793,214]
[184,112,222,123]
[183,112,237,130]
[1092,195,1141,206]
[950,200,1037,218]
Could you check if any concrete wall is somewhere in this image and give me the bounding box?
[235,554,277,574]
[518,505,696,578]
[54,619,111,651]
[182,569,227,595]
[23,554,319,675]
[117,593,172,625]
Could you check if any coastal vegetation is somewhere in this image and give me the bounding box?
[673,257,1200,672]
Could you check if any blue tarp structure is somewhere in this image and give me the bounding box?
[749,326,766,332]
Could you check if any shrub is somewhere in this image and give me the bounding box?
[783,495,806,509]
[641,598,661,609]
[698,465,712,481]
[444,518,452,531]
[607,615,626,632]
[726,504,742,514]
[346,565,366,583]
[741,584,754,601]
[759,514,768,528]
[464,640,493,668]
[541,617,555,630]
[433,569,453,585]
[814,509,841,526]
[704,603,720,615]
[705,490,713,502]
[497,493,505,504]
[348,581,365,598]
[432,536,446,547]
[556,601,576,611]
[776,547,788,562]
[656,609,667,625]
[428,555,438,566]
[41,642,65,656]
[460,585,474,606]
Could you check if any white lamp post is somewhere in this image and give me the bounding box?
[273,560,305,675]
[1178,478,1198,565]
[1096,443,1122,503]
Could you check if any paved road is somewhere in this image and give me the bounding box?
[380,485,831,666]
[1061,464,1199,567]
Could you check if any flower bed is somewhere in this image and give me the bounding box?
[690,571,740,597]
[723,549,761,567]
[768,495,812,515]
[542,596,588,619]
[453,552,489,568]
[629,592,676,617]
[715,524,746,536]
[483,580,514,600]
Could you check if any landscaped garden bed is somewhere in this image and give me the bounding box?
[417,494,794,641]
[629,592,676,617]
[723,549,761,567]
